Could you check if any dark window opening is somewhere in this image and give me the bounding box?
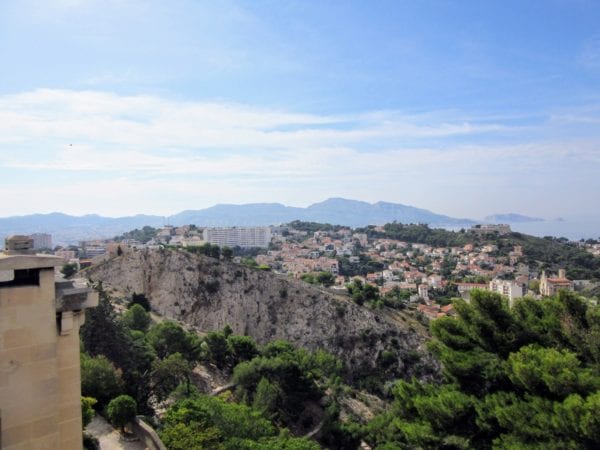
[0,269,40,288]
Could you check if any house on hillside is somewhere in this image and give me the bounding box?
[540,269,573,296]
[456,282,488,300]
[489,279,524,307]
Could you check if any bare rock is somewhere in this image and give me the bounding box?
[87,248,438,380]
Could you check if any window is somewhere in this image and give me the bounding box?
[0,269,40,288]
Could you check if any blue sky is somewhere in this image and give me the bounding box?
[0,0,599,220]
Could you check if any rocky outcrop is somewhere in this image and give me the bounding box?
[86,248,437,379]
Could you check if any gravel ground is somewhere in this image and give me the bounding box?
[86,415,149,450]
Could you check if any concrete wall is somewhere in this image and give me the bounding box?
[132,417,167,450]
[56,310,86,449]
[0,268,86,450]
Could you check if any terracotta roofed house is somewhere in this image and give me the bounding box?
[539,269,573,296]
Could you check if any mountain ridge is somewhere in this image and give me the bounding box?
[0,198,476,244]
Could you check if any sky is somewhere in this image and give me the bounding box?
[0,0,599,220]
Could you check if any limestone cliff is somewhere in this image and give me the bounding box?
[86,248,437,379]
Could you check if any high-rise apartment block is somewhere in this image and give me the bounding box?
[203,227,272,248]
[29,233,52,250]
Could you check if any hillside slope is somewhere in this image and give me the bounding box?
[86,248,437,380]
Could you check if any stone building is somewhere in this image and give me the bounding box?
[0,235,98,449]
[469,224,512,236]
[540,269,573,296]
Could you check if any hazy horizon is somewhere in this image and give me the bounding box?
[1,197,600,241]
[0,196,594,223]
[1,1,599,221]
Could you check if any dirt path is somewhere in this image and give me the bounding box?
[86,415,148,450]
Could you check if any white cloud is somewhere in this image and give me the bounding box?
[0,88,598,218]
[0,89,506,151]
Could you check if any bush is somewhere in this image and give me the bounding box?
[161,395,276,445]
[151,353,193,402]
[80,354,124,409]
[317,271,335,287]
[61,262,78,278]
[228,335,259,364]
[204,331,232,368]
[81,396,97,428]
[122,303,151,332]
[106,395,137,432]
[147,321,201,362]
[379,350,397,368]
[300,273,316,284]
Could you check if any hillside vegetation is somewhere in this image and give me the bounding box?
[80,287,348,448]
[364,289,600,449]
[81,277,600,449]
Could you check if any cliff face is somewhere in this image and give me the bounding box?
[86,248,437,379]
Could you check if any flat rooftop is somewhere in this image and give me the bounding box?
[0,253,63,271]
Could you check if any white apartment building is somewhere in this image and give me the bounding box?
[489,279,523,307]
[203,227,272,248]
[30,233,52,250]
[79,240,107,258]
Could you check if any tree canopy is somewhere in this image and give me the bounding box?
[106,395,137,432]
[147,320,202,362]
[122,303,151,332]
[159,394,320,450]
[364,290,600,449]
[81,354,124,409]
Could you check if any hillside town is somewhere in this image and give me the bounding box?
[28,222,598,322]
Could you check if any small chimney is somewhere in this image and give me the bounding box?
[558,268,566,279]
[5,235,35,255]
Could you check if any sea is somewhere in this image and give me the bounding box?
[444,218,600,241]
[508,220,600,241]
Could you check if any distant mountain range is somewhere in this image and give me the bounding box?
[0,198,557,246]
[0,198,478,245]
[171,198,476,229]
